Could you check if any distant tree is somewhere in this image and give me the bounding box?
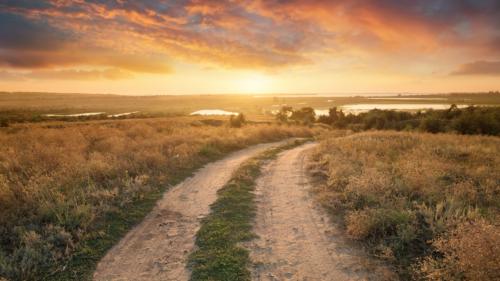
[229,113,246,128]
[290,107,316,125]
[443,104,461,119]
[420,116,444,133]
[0,118,8,127]
[276,106,293,122]
[317,115,331,125]
[328,107,339,123]
[313,103,500,136]
[317,107,348,128]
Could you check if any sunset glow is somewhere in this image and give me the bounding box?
[237,73,273,94]
[0,0,499,95]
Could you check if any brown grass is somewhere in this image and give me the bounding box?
[418,219,500,280]
[0,117,316,280]
[310,131,500,280]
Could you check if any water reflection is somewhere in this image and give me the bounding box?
[190,109,238,116]
[340,103,466,113]
[44,112,105,117]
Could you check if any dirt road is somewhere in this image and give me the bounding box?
[93,141,287,281]
[248,143,392,281]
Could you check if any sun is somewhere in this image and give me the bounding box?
[237,73,272,94]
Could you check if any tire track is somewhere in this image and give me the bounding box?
[93,141,288,281]
[248,143,394,281]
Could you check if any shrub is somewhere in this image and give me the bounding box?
[290,107,316,125]
[311,131,500,278]
[277,107,316,125]
[229,113,246,128]
[275,106,293,122]
[418,220,500,281]
[420,116,445,133]
[315,105,500,136]
[346,208,413,240]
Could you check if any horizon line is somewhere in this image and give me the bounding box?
[1,90,499,98]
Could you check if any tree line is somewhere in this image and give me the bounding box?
[276,105,500,136]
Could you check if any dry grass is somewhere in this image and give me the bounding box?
[0,117,315,280]
[418,219,500,280]
[311,131,500,280]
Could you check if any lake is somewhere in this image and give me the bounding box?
[190,109,239,116]
[340,103,466,114]
[43,112,105,117]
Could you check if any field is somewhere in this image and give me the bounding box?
[310,131,500,280]
[2,1,500,280]
[0,116,316,280]
[1,92,500,126]
[0,92,499,281]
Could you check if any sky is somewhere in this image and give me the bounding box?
[0,0,499,95]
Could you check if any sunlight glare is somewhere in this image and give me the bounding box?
[237,73,272,94]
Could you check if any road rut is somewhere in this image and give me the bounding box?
[93,141,287,281]
[248,143,392,281]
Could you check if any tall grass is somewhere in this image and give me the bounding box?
[0,117,315,280]
[311,131,499,280]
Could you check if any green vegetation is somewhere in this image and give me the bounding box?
[188,140,307,281]
[0,109,182,127]
[2,92,499,126]
[1,92,499,280]
[311,131,499,280]
[0,118,315,281]
[276,106,317,125]
[315,105,500,135]
[290,107,316,125]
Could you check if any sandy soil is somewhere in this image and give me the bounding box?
[93,141,287,281]
[247,143,395,281]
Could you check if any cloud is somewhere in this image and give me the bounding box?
[0,48,172,73]
[0,4,173,76]
[0,12,70,51]
[0,68,134,81]
[29,68,134,80]
[0,70,25,81]
[452,61,500,75]
[0,0,499,76]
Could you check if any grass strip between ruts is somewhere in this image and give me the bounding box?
[46,138,308,281]
[188,139,309,281]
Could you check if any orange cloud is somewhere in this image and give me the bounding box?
[0,68,133,81]
[452,61,500,75]
[0,0,499,79]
